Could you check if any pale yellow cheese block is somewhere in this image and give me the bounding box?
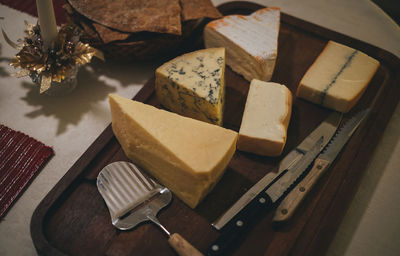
[297,41,380,113]
[155,48,225,126]
[108,94,238,208]
[238,80,292,156]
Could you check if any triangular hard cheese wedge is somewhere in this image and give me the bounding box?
[155,48,225,125]
[204,7,280,82]
[109,94,237,208]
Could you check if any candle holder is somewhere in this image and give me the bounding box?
[30,65,78,96]
[5,22,103,96]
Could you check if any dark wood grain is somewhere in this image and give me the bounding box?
[30,2,400,256]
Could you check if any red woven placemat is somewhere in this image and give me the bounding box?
[0,124,53,218]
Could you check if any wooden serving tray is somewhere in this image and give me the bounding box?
[31,2,400,255]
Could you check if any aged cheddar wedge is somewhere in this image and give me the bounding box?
[155,48,225,125]
[297,41,380,113]
[204,7,280,82]
[109,94,237,208]
[238,80,292,156]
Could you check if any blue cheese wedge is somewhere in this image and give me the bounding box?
[155,48,225,125]
[204,7,280,82]
[297,41,380,113]
[109,94,238,208]
[238,80,292,156]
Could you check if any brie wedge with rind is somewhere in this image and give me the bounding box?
[204,7,280,82]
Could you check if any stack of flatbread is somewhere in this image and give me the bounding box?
[64,0,222,60]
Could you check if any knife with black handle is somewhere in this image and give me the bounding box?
[207,109,368,255]
[207,137,324,255]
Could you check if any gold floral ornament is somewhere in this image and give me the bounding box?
[6,22,104,94]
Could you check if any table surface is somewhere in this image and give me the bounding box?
[0,1,399,255]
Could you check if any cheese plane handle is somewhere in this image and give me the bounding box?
[146,214,204,256]
[169,233,204,256]
[273,158,331,222]
[207,192,274,256]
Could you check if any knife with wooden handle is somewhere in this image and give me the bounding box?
[273,108,370,222]
[212,111,342,230]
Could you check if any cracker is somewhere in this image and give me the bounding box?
[68,0,182,35]
[92,23,130,44]
[180,0,222,21]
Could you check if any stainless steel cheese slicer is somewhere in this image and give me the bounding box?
[97,161,203,256]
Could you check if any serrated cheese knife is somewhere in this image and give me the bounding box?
[206,110,367,255]
[273,108,370,222]
[278,111,343,172]
[207,136,324,256]
[212,111,342,230]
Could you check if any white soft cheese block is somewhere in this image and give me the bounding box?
[109,94,238,208]
[238,80,292,156]
[204,7,280,82]
[155,48,225,125]
[297,41,380,113]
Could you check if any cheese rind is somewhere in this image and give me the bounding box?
[204,7,280,82]
[108,94,238,208]
[238,80,292,156]
[155,48,225,125]
[297,41,380,113]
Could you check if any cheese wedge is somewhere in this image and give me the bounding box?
[155,48,225,125]
[204,7,280,82]
[238,80,292,156]
[297,41,380,113]
[109,94,238,208]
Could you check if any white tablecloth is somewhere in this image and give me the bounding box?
[0,1,399,255]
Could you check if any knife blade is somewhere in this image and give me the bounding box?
[212,111,342,230]
[207,137,324,256]
[278,111,343,171]
[273,108,370,222]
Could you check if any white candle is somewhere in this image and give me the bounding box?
[36,0,58,50]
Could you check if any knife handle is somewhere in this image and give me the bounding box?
[273,158,331,222]
[207,192,273,256]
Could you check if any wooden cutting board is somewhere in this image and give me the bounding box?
[31,2,400,255]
